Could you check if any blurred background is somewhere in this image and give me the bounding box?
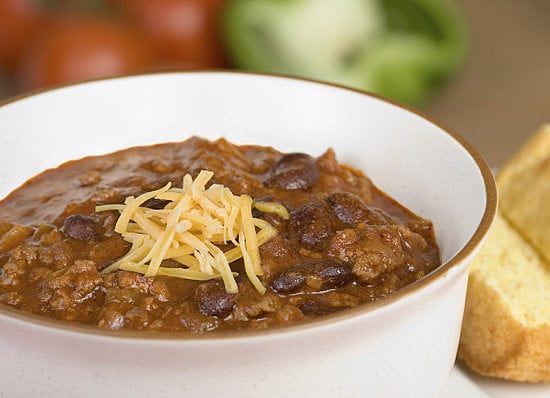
[427,0,550,167]
[1,0,549,167]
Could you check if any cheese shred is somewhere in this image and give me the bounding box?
[96,170,283,294]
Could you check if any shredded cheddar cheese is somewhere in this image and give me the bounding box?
[96,170,284,294]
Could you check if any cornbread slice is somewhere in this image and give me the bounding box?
[458,214,550,382]
[458,125,550,382]
[497,124,550,263]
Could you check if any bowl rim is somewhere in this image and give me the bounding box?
[0,69,498,341]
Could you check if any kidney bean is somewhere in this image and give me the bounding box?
[326,191,395,226]
[263,153,319,190]
[297,291,360,316]
[287,201,334,251]
[271,259,352,294]
[298,300,341,316]
[62,214,98,241]
[194,281,236,318]
[361,207,396,225]
[326,192,369,226]
[141,198,171,209]
[271,270,306,294]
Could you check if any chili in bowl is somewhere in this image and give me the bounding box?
[0,71,496,397]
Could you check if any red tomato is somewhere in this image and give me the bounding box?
[16,15,154,91]
[116,0,228,69]
[0,0,44,72]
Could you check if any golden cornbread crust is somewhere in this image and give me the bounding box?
[460,283,550,382]
[458,125,550,383]
[497,124,550,264]
[458,218,550,382]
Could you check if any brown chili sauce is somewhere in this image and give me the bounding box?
[0,137,440,333]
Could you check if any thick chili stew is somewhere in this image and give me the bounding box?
[0,137,440,333]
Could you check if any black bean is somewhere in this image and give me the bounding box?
[195,282,236,318]
[263,153,320,190]
[271,259,352,294]
[141,198,171,209]
[287,201,334,251]
[62,214,98,241]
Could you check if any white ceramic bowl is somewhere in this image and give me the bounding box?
[0,72,496,397]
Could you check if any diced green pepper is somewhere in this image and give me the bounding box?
[222,0,468,106]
